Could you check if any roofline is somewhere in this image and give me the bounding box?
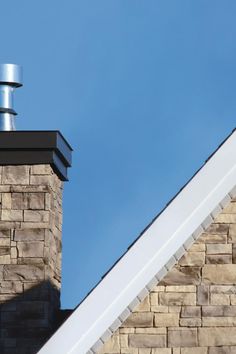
[39,129,236,354]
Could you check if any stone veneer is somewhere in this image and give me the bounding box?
[0,165,63,354]
[99,198,236,354]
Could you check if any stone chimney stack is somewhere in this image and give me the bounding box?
[0,131,72,354]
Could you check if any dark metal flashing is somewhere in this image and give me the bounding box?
[0,131,72,181]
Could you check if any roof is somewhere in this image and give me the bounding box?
[39,129,236,354]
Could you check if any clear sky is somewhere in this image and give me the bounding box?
[1,1,236,308]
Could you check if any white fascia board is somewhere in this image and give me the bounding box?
[38,130,236,354]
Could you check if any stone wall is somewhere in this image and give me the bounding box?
[99,198,236,354]
[0,165,63,354]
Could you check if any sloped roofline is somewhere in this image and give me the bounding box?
[39,129,236,354]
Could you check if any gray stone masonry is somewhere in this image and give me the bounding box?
[0,165,64,354]
[98,198,236,354]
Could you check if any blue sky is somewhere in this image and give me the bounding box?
[1,1,236,308]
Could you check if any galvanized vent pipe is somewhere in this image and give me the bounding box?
[0,64,23,131]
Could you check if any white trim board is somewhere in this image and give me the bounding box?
[38,129,236,354]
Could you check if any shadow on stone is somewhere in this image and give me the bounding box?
[0,280,73,354]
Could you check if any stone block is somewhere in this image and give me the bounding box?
[14,228,44,241]
[1,210,23,222]
[28,193,45,210]
[123,313,153,327]
[168,328,197,347]
[211,285,236,294]
[159,292,196,306]
[24,210,49,222]
[202,316,236,326]
[211,293,230,305]
[165,285,196,293]
[151,350,171,354]
[180,318,201,326]
[197,285,209,305]
[181,348,207,354]
[215,214,236,223]
[2,166,30,185]
[134,296,150,312]
[179,252,205,266]
[206,244,232,254]
[209,347,236,354]
[229,225,236,243]
[3,265,44,280]
[129,334,166,348]
[98,335,120,353]
[206,224,229,234]
[202,265,236,284]
[150,293,158,306]
[136,328,166,334]
[0,247,10,255]
[151,306,168,313]
[11,193,28,210]
[31,165,52,175]
[17,241,44,258]
[0,255,11,264]
[181,306,201,318]
[154,313,179,327]
[197,233,227,244]
[202,305,236,317]
[160,267,200,286]
[189,244,205,252]
[198,327,236,346]
[1,194,11,209]
[233,244,236,263]
[206,254,232,264]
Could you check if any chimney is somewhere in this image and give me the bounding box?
[0,64,72,354]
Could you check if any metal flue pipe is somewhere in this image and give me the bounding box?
[0,64,23,131]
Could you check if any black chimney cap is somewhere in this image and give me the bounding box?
[0,131,72,181]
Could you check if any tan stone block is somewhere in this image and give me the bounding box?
[154,313,179,327]
[14,228,44,241]
[206,244,232,254]
[202,305,236,317]
[165,285,196,293]
[2,166,30,185]
[160,267,200,286]
[202,265,236,284]
[211,285,236,294]
[152,286,165,292]
[30,175,53,186]
[134,296,150,312]
[168,328,197,347]
[172,349,180,354]
[136,328,166,334]
[152,349,171,354]
[211,293,230,305]
[0,221,20,229]
[202,317,236,326]
[206,254,232,264]
[139,350,151,354]
[151,306,168,313]
[120,334,128,348]
[123,313,153,327]
[24,210,49,222]
[209,347,234,354]
[197,285,209,305]
[0,255,10,264]
[129,334,166,348]
[189,243,205,252]
[1,194,11,209]
[222,202,236,214]
[0,239,10,247]
[181,348,207,354]
[159,292,196,306]
[215,214,236,223]
[29,193,45,209]
[17,241,44,258]
[150,293,158,306]
[11,193,28,210]
[229,224,236,243]
[231,295,236,305]
[31,165,52,175]
[10,247,17,259]
[181,306,201,318]
[168,306,181,313]
[120,328,135,334]
[198,327,236,346]
[179,252,205,266]
[0,230,10,238]
[3,264,44,280]
[180,318,201,326]
[99,335,120,353]
[121,349,138,354]
[204,223,229,234]
[1,210,23,222]
[197,233,227,244]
